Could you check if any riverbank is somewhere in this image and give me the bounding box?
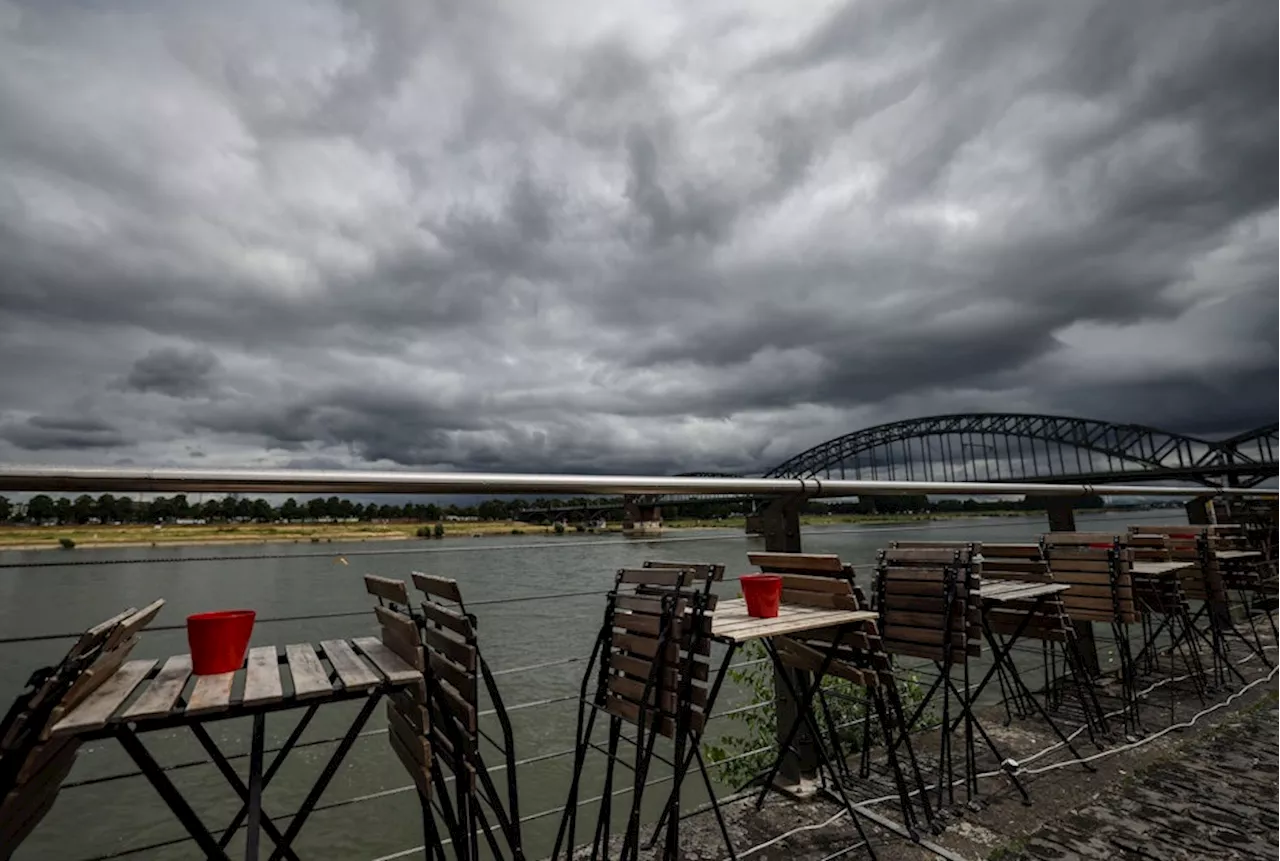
[0,510,1074,552]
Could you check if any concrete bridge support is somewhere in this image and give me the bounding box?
[621,496,662,535]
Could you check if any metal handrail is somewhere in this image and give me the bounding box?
[0,464,1271,497]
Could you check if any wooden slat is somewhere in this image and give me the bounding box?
[429,652,476,700]
[365,575,409,606]
[242,647,284,705]
[781,589,859,610]
[0,741,78,845]
[433,679,478,733]
[391,690,431,731]
[15,737,79,785]
[881,548,970,564]
[618,567,690,587]
[106,599,166,649]
[352,636,424,684]
[185,671,237,716]
[387,725,431,799]
[749,552,845,573]
[387,701,430,766]
[423,627,476,672]
[609,652,708,685]
[54,636,141,721]
[321,639,381,691]
[70,607,135,660]
[375,605,419,643]
[412,571,463,603]
[421,601,472,638]
[777,573,853,594]
[645,561,725,581]
[380,623,425,672]
[51,660,157,736]
[286,643,333,699]
[122,655,193,719]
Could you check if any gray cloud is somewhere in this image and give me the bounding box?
[124,347,221,398]
[0,0,1274,474]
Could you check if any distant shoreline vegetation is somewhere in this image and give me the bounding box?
[0,490,1142,553]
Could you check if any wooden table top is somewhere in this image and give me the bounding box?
[711,599,877,644]
[979,581,1070,603]
[50,638,422,738]
[1130,560,1197,577]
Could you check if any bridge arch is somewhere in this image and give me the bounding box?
[762,413,1277,487]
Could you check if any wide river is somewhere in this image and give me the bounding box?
[1,509,1184,860]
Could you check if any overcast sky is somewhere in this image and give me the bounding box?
[0,0,1275,477]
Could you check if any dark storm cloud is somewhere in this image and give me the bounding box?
[0,415,126,451]
[0,0,1274,474]
[124,347,220,398]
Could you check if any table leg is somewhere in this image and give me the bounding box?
[117,727,230,861]
[188,722,300,861]
[246,713,266,861]
[218,704,319,848]
[267,692,382,861]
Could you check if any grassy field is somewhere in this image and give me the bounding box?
[0,510,1040,552]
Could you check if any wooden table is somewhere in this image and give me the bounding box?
[50,639,423,861]
[711,598,877,643]
[1131,560,1197,577]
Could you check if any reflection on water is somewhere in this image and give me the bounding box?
[0,510,1181,860]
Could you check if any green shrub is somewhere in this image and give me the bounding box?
[416,526,431,538]
[57,537,76,550]
[553,522,566,535]
[433,522,445,539]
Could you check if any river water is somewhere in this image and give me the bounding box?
[1,510,1183,860]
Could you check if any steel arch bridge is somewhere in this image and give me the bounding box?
[762,413,1278,488]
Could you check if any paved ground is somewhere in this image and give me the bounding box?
[1010,695,1278,860]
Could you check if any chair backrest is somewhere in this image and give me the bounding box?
[600,567,714,739]
[892,541,1050,582]
[874,547,980,665]
[363,577,431,799]
[1041,534,1138,624]
[0,601,164,858]
[746,552,861,609]
[1126,527,1229,605]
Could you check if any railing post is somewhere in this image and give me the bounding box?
[760,494,819,787]
[1046,498,1100,675]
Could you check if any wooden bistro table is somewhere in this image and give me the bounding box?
[48,638,423,861]
[710,599,879,806]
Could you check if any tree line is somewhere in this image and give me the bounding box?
[0,494,556,525]
[0,491,1106,526]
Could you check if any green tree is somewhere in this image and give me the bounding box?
[171,494,191,518]
[27,495,55,522]
[0,495,11,522]
[95,494,117,523]
[200,499,221,521]
[113,496,135,523]
[234,498,253,520]
[54,497,72,524]
[306,498,327,520]
[280,498,301,521]
[250,499,274,522]
[424,503,441,521]
[219,495,239,521]
[73,494,95,524]
[150,496,174,522]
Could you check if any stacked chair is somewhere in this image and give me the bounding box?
[364,575,442,861]
[871,546,1028,806]
[892,541,1107,743]
[750,551,934,839]
[0,600,165,860]
[553,561,725,861]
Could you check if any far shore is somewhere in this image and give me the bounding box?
[0,510,1064,554]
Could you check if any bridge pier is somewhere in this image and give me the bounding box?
[759,495,819,788]
[621,496,662,535]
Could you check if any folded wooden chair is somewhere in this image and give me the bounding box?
[749,551,933,838]
[0,600,164,860]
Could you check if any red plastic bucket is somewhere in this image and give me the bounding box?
[187,610,256,675]
[741,574,783,618]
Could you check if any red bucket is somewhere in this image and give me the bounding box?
[187,610,256,675]
[741,574,783,618]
